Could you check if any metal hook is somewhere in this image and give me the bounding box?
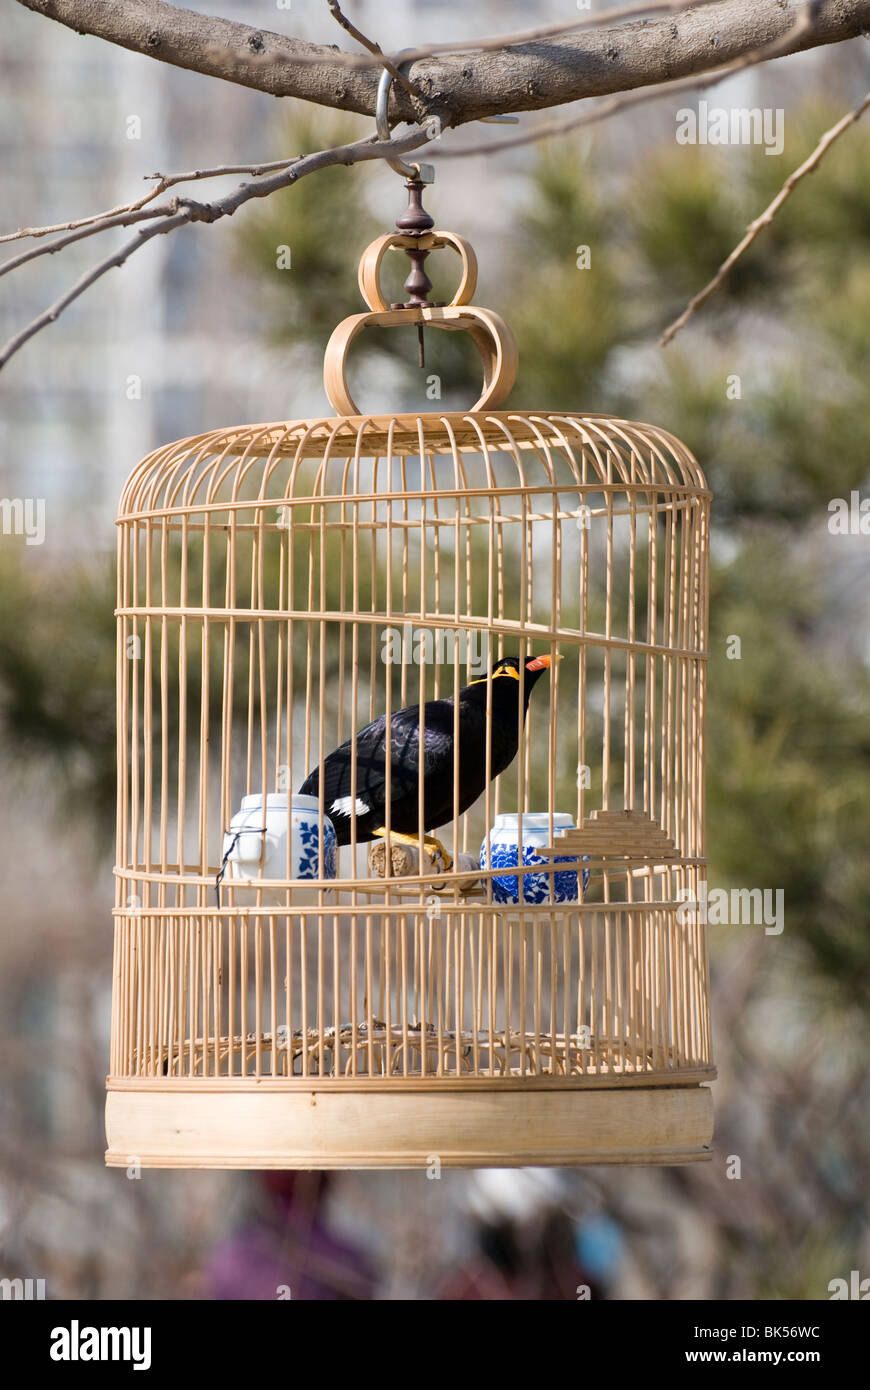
[376,50,433,182]
[375,49,520,182]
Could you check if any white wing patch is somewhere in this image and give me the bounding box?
[331,795,369,818]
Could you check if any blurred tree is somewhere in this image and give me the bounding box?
[0,549,116,832]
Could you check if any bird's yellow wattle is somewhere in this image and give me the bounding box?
[468,664,522,685]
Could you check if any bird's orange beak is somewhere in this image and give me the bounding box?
[526,654,564,671]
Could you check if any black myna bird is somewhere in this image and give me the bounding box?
[298,654,558,868]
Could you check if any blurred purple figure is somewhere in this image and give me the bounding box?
[205,1171,377,1301]
[437,1169,607,1301]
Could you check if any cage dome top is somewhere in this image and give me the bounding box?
[119,412,708,520]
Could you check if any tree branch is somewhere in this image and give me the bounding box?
[366,0,732,67]
[0,208,171,278]
[13,0,870,127]
[659,90,870,345]
[0,158,306,245]
[1,188,173,245]
[434,2,815,159]
[256,1,734,74]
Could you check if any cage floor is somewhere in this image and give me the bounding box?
[129,1023,705,1080]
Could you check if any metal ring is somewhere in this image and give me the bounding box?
[376,50,421,180]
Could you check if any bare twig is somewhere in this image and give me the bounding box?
[325,0,418,94]
[142,157,304,185]
[0,218,191,372]
[343,0,732,68]
[433,3,816,159]
[0,158,306,245]
[0,210,174,279]
[0,188,173,246]
[0,159,309,277]
[660,90,870,345]
[0,129,428,371]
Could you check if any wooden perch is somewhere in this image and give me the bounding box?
[367,839,482,893]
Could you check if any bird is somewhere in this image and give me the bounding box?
[298,654,559,869]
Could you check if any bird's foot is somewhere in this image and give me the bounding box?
[423,835,453,873]
[372,828,453,873]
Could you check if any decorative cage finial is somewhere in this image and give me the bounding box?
[392,176,442,314]
[322,196,518,416]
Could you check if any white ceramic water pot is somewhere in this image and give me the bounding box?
[222,793,337,901]
[480,812,588,905]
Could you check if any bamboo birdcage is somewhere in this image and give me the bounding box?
[105,192,714,1169]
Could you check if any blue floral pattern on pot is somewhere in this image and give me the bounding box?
[296,816,337,880]
[480,813,589,905]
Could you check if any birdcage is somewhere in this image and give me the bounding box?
[105,177,714,1169]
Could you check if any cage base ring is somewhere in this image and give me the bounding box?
[105,1082,714,1169]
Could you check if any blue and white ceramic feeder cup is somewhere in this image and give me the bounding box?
[222,793,337,900]
[480,813,589,905]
